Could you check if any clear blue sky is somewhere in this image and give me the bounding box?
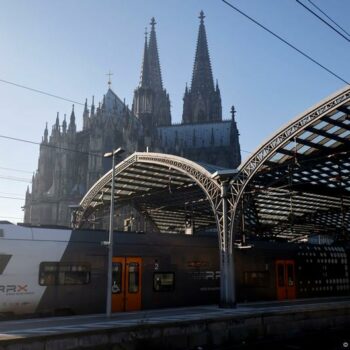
[0,0,349,223]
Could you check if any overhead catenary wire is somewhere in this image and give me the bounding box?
[0,166,33,174]
[0,216,23,220]
[0,195,25,200]
[296,0,350,43]
[221,0,350,85]
[0,175,32,183]
[0,134,102,158]
[307,0,350,38]
[0,191,26,196]
[0,78,86,107]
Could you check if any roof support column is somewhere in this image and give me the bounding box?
[218,179,236,308]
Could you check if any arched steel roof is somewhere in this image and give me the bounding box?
[232,86,350,241]
[77,152,222,233]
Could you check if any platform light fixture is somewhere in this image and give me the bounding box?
[104,147,125,318]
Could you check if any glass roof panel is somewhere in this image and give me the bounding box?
[338,130,350,138]
[298,131,313,140]
[297,145,311,154]
[269,152,284,163]
[313,121,328,130]
[312,135,326,144]
[329,110,345,120]
[327,125,341,134]
[283,142,295,151]
[323,139,338,147]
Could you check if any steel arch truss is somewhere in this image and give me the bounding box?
[76,152,227,235]
[231,86,350,241]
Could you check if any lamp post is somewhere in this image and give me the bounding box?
[104,147,125,317]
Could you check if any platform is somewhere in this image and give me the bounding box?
[0,297,349,349]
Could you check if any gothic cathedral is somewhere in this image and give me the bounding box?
[24,12,241,227]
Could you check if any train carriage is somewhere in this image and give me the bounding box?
[0,222,349,317]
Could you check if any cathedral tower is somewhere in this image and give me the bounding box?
[182,11,222,124]
[24,12,241,228]
[132,18,171,146]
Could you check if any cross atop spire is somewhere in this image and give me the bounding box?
[150,17,156,28]
[106,70,113,87]
[199,10,205,23]
[231,105,236,120]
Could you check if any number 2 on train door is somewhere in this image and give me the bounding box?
[275,260,296,300]
[111,257,142,312]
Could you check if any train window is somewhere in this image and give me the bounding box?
[244,271,269,287]
[128,263,139,293]
[39,262,58,285]
[112,262,122,294]
[287,264,295,286]
[153,272,175,292]
[0,254,11,274]
[277,264,285,287]
[39,262,91,286]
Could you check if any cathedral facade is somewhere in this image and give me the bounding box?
[23,12,241,227]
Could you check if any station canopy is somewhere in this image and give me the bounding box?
[78,86,350,243]
[240,86,350,242]
[78,153,223,234]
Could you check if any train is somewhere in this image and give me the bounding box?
[0,221,349,317]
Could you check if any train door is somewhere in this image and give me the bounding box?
[275,260,296,300]
[111,257,142,312]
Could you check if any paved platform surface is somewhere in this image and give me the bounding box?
[0,296,349,341]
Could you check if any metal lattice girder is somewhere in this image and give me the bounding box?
[77,152,223,234]
[230,86,350,242]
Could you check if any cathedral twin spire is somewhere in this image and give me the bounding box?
[139,17,163,92]
[140,29,151,88]
[43,11,221,145]
[133,17,171,131]
[148,18,163,92]
[191,11,214,95]
[182,10,222,124]
[135,11,221,130]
